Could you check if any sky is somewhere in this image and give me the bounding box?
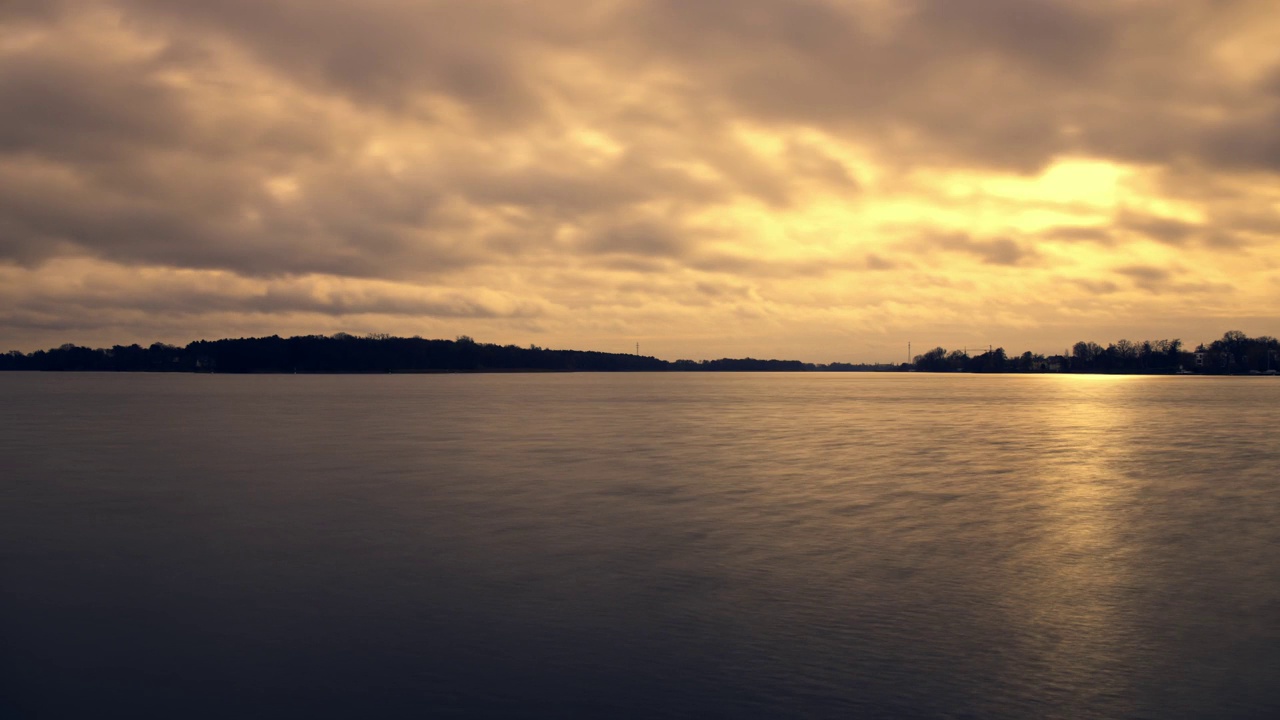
[3,0,1280,362]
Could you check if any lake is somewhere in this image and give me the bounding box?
[3,373,1279,718]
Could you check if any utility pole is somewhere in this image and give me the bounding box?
[907,341,911,365]
[636,342,640,356]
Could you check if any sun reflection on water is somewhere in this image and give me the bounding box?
[1002,374,1152,708]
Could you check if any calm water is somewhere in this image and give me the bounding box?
[2,373,1279,718]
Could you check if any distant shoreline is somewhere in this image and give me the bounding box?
[4,330,1277,376]
[4,368,1275,377]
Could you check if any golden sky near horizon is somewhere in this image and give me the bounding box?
[3,0,1279,361]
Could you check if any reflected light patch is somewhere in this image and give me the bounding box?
[1050,372,1148,384]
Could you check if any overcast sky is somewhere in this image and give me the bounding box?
[3,0,1279,361]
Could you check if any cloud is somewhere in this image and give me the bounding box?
[1115,264,1174,293]
[583,221,687,258]
[917,233,1041,267]
[1117,211,1200,247]
[1,0,1278,358]
[864,254,898,271]
[1039,225,1114,245]
[1069,278,1121,295]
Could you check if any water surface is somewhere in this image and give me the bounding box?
[3,373,1278,718]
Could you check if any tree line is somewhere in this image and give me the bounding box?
[2,330,1277,374]
[910,331,1280,375]
[0,334,846,373]
[1,334,661,373]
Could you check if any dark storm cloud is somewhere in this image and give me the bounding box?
[0,17,335,165]
[0,16,414,276]
[0,48,186,163]
[97,0,1260,175]
[118,0,554,119]
[0,156,480,278]
[912,0,1111,72]
[5,0,1277,278]
[0,1,770,278]
[608,0,1113,171]
[1197,108,1280,173]
[0,0,75,24]
[649,0,1280,174]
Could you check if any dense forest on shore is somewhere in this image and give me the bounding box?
[0,334,822,373]
[912,331,1279,375]
[2,331,1277,374]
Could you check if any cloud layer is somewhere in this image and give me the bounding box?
[3,0,1279,359]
